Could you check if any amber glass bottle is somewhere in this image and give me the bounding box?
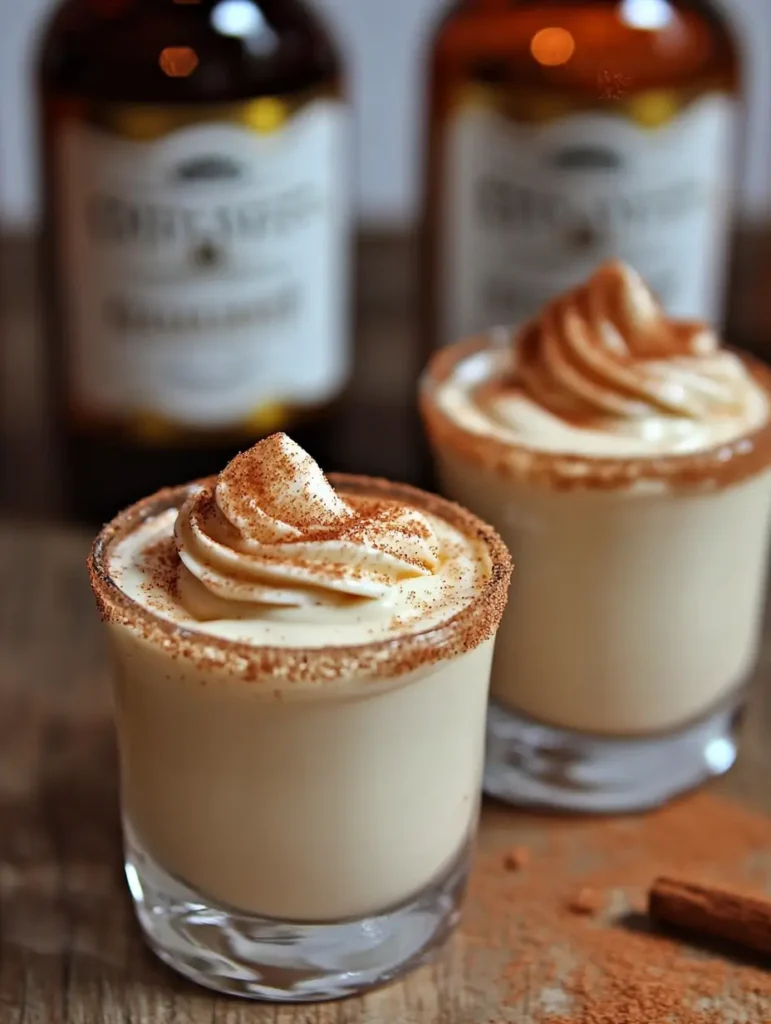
[423,0,739,351]
[38,0,350,523]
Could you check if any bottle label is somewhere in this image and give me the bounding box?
[441,94,735,345]
[56,98,350,429]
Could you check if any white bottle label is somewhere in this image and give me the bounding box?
[441,94,735,345]
[57,99,350,427]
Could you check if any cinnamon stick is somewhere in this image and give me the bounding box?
[649,876,771,957]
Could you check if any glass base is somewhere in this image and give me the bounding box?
[484,698,744,814]
[124,823,469,1001]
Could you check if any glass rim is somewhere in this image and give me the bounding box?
[88,474,512,691]
[420,332,771,494]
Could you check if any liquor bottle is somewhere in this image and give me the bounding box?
[423,0,739,350]
[38,0,350,523]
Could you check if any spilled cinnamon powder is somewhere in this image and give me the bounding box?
[567,887,603,918]
[461,794,771,1023]
[503,847,531,873]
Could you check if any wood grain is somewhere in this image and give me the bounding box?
[2,524,771,1023]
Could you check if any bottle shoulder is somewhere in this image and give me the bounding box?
[429,1,738,92]
[38,0,341,103]
[437,0,734,29]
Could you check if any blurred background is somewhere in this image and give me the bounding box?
[4,0,771,230]
[2,0,771,524]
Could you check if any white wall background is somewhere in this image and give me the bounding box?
[1,0,770,229]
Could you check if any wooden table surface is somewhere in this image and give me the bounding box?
[2,521,771,1024]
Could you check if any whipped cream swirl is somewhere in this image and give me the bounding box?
[514,261,746,423]
[433,262,769,459]
[175,434,440,609]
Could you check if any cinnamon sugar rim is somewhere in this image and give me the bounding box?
[420,334,771,492]
[88,474,512,689]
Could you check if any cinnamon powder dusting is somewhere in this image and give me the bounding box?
[461,794,771,1022]
[503,847,531,873]
[218,436,438,574]
[567,887,603,918]
[139,537,179,608]
[219,437,348,531]
[88,474,512,686]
